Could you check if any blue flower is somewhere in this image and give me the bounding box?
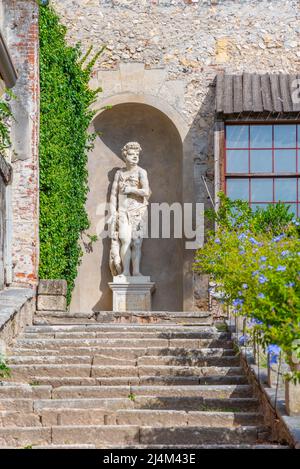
[238,233,247,240]
[249,318,263,326]
[249,237,258,245]
[238,335,249,346]
[292,218,300,226]
[242,283,248,289]
[233,298,244,307]
[260,256,267,262]
[257,293,265,299]
[276,265,286,272]
[239,250,246,255]
[252,270,259,277]
[285,282,295,288]
[272,234,285,242]
[281,250,289,257]
[267,344,281,365]
[258,275,268,284]
[215,238,221,244]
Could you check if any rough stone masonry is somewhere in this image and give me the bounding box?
[49,0,300,312]
[51,0,300,194]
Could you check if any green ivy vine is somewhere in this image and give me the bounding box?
[39,4,103,304]
[0,93,13,155]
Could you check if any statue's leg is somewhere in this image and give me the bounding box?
[119,214,132,276]
[132,238,143,276]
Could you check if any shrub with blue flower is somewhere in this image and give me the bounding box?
[194,193,300,383]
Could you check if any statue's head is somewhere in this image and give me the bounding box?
[121,141,142,165]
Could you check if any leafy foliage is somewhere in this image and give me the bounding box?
[39,4,102,303]
[194,193,300,382]
[0,93,13,155]
[0,355,11,379]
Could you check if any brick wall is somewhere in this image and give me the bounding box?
[2,0,39,287]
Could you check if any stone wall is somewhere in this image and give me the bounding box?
[50,0,300,311]
[51,0,300,182]
[1,0,39,288]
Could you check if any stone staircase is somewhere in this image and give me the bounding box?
[0,311,288,448]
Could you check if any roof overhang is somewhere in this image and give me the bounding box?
[0,31,17,89]
[216,73,300,119]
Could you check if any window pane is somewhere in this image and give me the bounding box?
[251,178,273,202]
[226,150,248,173]
[274,125,296,148]
[250,150,272,173]
[226,125,248,148]
[275,178,297,201]
[251,203,270,212]
[285,203,297,216]
[250,125,272,148]
[226,178,249,201]
[274,150,296,173]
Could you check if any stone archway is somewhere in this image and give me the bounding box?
[70,98,190,313]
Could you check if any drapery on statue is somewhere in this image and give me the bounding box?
[109,142,151,277]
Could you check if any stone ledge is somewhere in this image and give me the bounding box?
[37,295,66,312]
[236,340,300,448]
[0,287,35,348]
[38,280,67,296]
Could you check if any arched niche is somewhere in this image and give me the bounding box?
[70,101,185,313]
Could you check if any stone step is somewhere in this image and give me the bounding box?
[49,384,253,399]
[0,411,41,427]
[38,408,263,427]
[11,344,235,358]
[135,355,240,367]
[15,335,231,350]
[0,384,52,399]
[23,330,226,340]
[3,443,284,449]
[32,444,97,449]
[0,399,34,412]
[0,427,52,447]
[0,424,267,447]
[25,324,216,333]
[49,425,269,446]
[9,374,248,388]
[8,355,93,365]
[113,410,264,427]
[105,444,289,449]
[33,396,260,412]
[34,310,213,326]
[33,317,213,327]
[8,354,240,367]
[9,364,245,379]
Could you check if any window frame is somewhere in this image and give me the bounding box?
[223,121,300,216]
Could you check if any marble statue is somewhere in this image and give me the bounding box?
[109,141,151,277]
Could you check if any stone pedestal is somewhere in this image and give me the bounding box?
[109,275,155,312]
[285,380,300,416]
